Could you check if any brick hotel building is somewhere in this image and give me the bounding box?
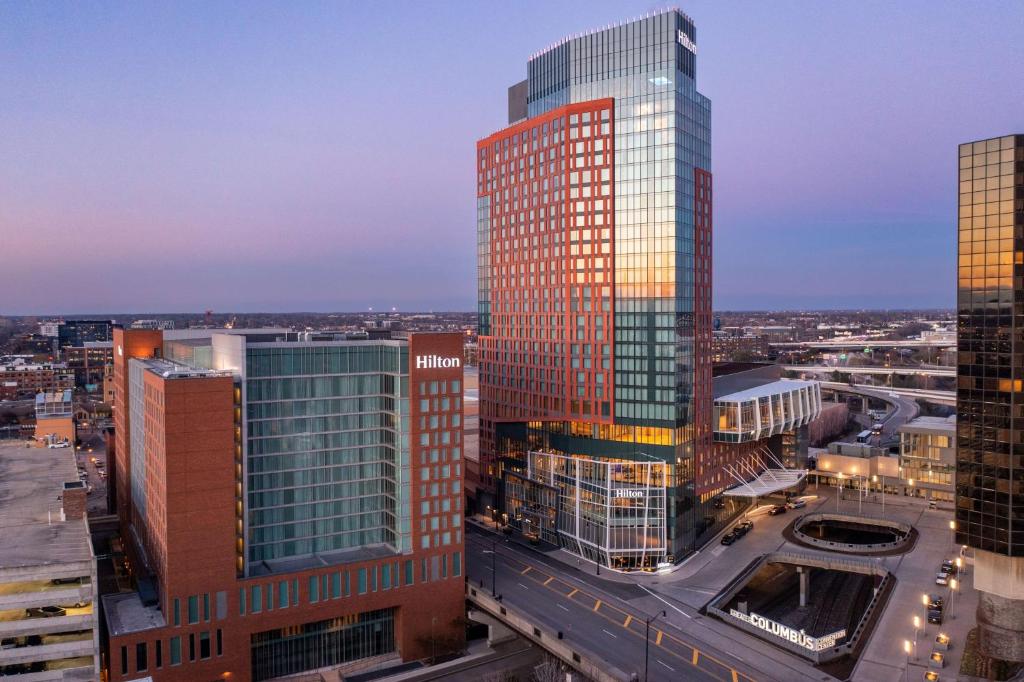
[476,9,818,568]
[106,328,465,681]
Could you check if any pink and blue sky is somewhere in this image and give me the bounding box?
[2,1,1022,314]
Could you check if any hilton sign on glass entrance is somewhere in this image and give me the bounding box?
[415,355,461,370]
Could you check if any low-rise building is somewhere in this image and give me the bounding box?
[61,342,113,390]
[0,360,74,400]
[810,415,955,503]
[898,415,955,503]
[34,390,75,446]
[0,441,99,679]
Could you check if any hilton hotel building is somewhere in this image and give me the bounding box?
[476,9,819,569]
[106,327,465,681]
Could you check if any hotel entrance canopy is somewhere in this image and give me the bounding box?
[721,467,807,497]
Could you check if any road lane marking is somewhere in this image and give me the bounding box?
[655,630,663,646]
[602,629,617,639]
[543,576,554,586]
[517,582,529,590]
[692,649,700,665]
[623,615,632,628]
[477,545,752,680]
[557,603,569,612]
[731,670,739,682]
[639,585,691,619]
[658,660,675,672]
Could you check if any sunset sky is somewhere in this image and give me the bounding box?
[2,1,1022,314]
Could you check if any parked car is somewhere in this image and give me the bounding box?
[47,442,69,449]
[927,608,944,625]
[25,606,65,618]
[721,531,738,545]
[736,521,754,535]
[768,505,787,516]
[928,594,945,610]
[941,560,957,576]
[525,533,540,546]
[786,499,806,509]
[935,573,949,586]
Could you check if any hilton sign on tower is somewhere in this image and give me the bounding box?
[415,355,461,370]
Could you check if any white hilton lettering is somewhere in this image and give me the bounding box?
[415,355,462,370]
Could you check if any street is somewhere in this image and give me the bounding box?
[465,525,759,682]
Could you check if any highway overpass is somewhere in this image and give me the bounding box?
[783,364,954,378]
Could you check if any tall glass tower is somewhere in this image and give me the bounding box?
[956,134,1024,665]
[477,8,712,567]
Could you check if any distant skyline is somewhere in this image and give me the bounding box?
[2,1,1022,315]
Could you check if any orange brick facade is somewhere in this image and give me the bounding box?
[107,330,465,682]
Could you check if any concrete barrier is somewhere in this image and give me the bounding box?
[792,512,913,554]
[706,550,892,664]
[466,584,629,682]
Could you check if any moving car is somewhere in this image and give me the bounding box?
[768,505,787,516]
[786,499,806,509]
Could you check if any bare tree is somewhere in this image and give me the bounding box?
[530,656,567,682]
[483,671,519,682]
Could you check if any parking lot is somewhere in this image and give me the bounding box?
[72,426,107,515]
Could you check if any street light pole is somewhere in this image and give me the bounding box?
[644,610,666,682]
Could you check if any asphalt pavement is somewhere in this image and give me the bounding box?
[465,524,763,682]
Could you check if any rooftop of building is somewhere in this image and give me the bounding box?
[899,414,956,434]
[714,379,819,404]
[0,441,93,570]
[132,357,231,380]
[102,592,167,637]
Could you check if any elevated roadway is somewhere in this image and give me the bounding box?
[782,364,954,378]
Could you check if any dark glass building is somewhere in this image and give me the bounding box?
[956,134,1024,665]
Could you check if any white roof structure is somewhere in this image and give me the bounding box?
[721,468,807,497]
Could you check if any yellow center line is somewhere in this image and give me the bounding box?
[656,630,663,646]
[495,552,753,682]
[623,615,632,628]
[543,576,553,586]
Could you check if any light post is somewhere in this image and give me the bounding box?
[921,593,929,637]
[913,615,921,659]
[482,538,498,597]
[836,473,843,512]
[949,520,956,551]
[873,474,885,515]
[950,578,958,620]
[644,610,666,682]
[903,639,911,682]
[430,615,437,664]
[956,555,965,578]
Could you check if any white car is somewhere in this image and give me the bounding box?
[935,573,949,586]
[47,442,70,449]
